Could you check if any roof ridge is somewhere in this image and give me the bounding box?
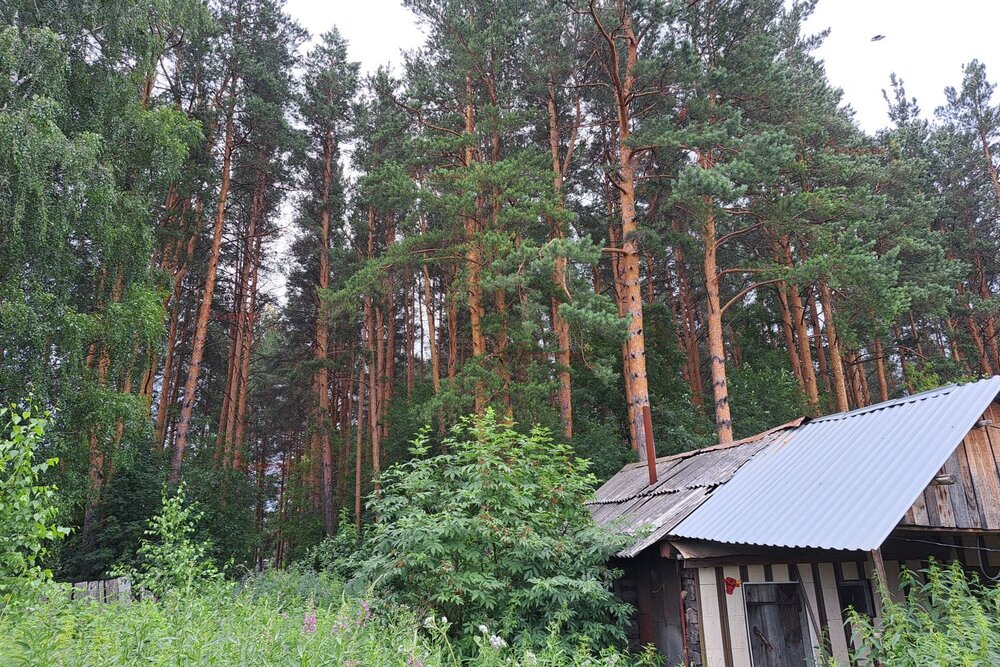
[619,417,806,472]
[809,377,1000,424]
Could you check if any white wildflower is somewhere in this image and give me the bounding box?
[489,634,507,649]
[478,624,489,634]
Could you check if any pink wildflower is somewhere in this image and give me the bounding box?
[303,611,317,634]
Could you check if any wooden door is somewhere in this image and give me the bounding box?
[745,583,811,667]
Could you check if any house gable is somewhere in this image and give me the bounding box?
[899,401,1000,530]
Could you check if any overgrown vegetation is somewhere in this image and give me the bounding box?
[359,411,630,650]
[0,576,657,666]
[844,561,1000,666]
[0,410,656,665]
[0,405,68,592]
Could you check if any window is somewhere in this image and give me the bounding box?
[837,579,874,619]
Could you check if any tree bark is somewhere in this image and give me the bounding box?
[315,119,336,535]
[591,3,654,458]
[873,337,890,402]
[170,72,238,486]
[819,280,849,412]
[546,73,573,438]
[703,190,733,443]
[463,75,487,412]
[807,287,831,394]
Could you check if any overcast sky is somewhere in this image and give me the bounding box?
[285,0,1000,133]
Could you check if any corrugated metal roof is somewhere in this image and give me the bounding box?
[591,377,1000,556]
[588,424,798,557]
[671,377,1000,551]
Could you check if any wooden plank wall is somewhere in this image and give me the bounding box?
[696,562,860,667]
[696,540,1000,667]
[901,402,1000,530]
[69,576,132,602]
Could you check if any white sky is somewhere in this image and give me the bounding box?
[805,0,1000,131]
[285,0,1000,133]
[268,0,1000,302]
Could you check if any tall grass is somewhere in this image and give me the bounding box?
[0,570,657,666]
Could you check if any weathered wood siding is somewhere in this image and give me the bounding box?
[69,576,133,602]
[695,539,1000,667]
[696,561,869,667]
[900,402,1000,530]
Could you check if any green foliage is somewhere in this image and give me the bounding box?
[0,572,652,666]
[360,410,631,651]
[112,484,221,599]
[728,359,807,440]
[0,405,68,592]
[845,561,1000,666]
[302,509,366,582]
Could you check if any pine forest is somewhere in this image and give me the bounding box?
[4,2,1000,661]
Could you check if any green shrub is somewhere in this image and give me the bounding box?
[112,484,222,599]
[0,404,68,593]
[845,560,1000,665]
[302,509,366,583]
[359,409,631,651]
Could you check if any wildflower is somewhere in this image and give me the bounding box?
[489,634,507,649]
[478,624,489,634]
[303,611,317,634]
[423,616,434,628]
[356,599,372,625]
[524,651,537,665]
[440,615,447,624]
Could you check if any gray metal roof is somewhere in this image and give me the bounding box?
[588,424,798,557]
[592,377,1000,555]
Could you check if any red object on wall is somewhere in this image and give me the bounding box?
[724,576,741,595]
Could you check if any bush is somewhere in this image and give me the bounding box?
[845,560,1000,665]
[0,404,68,593]
[359,409,631,651]
[113,484,222,599]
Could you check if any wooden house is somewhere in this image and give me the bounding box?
[590,376,1000,667]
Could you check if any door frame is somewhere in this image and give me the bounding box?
[741,580,818,667]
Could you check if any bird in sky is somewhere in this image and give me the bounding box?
[871,34,886,42]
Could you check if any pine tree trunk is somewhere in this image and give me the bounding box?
[364,294,381,491]
[464,76,487,412]
[447,267,459,385]
[405,275,415,398]
[808,287,832,394]
[776,280,803,385]
[786,274,819,412]
[314,123,336,535]
[546,74,573,438]
[944,316,967,369]
[155,291,182,447]
[155,200,201,447]
[354,365,365,532]
[703,194,733,443]
[610,223,640,452]
[819,280,850,412]
[614,103,652,455]
[231,230,261,473]
[170,78,237,486]
[857,351,871,405]
[873,337,890,401]
[673,230,704,405]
